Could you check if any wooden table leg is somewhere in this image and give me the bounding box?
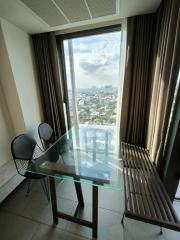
[74,178,84,207]
[92,184,98,238]
[49,177,58,224]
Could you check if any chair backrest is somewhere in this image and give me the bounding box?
[38,123,53,149]
[11,134,39,176]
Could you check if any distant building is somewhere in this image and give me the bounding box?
[78,99,85,106]
[99,98,105,104]
[91,111,99,116]
[104,85,112,88]
[86,96,91,101]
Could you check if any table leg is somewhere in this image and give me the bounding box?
[74,178,84,207]
[92,184,98,238]
[49,177,58,224]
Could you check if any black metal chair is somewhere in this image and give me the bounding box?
[11,134,49,201]
[38,123,54,150]
[38,122,65,166]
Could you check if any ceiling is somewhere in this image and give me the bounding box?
[0,0,162,34]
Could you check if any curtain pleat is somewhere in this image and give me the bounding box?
[120,0,180,179]
[120,14,156,146]
[147,0,180,176]
[32,32,66,140]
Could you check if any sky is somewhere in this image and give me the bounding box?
[64,31,121,89]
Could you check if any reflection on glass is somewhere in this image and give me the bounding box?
[27,125,122,190]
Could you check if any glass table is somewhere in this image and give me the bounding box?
[27,125,122,238]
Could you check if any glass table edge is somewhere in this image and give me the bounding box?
[26,168,122,192]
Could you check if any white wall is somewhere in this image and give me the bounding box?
[0,19,44,144]
[0,20,26,167]
[0,18,44,168]
[0,22,26,135]
[0,85,14,167]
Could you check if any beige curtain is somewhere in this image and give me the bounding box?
[120,14,156,146]
[32,32,66,140]
[147,0,180,175]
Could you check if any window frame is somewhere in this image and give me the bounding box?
[56,24,121,129]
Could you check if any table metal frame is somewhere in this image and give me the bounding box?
[49,177,98,238]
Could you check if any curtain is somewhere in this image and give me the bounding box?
[147,0,180,176]
[32,32,66,140]
[120,0,180,178]
[163,75,180,199]
[120,14,156,146]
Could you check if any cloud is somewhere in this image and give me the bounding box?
[79,59,110,73]
[64,31,121,88]
[73,43,89,53]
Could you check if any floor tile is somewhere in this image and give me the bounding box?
[22,191,75,230]
[31,224,67,240]
[64,231,89,240]
[30,178,62,195]
[163,228,180,240]
[66,202,122,239]
[1,177,180,240]
[163,200,180,240]
[0,210,39,240]
[123,219,165,240]
[0,182,31,214]
[56,180,77,201]
[55,180,124,214]
[31,223,88,240]
[175,182,180,198]
[66,204,92,238]
[173,200,180,218]
[99,188,123,213]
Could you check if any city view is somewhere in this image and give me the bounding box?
[68,85,118,126]
[63,31,121,128]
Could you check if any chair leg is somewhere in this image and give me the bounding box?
[121,212,125,225]
[40,178,50,202]
[61,154,65,164]
[26,178,31,196]
[159,227,163,235]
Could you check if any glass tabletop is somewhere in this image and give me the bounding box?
[27,125,123,191]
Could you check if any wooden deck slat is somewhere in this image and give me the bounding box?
[125,211,180,232]
[121,142,180,231]
[125,144,138,213]
[126,144,142,214]
[141,148,179,223]
[121,143,133,212]
[134,146,164,220]
[139,150,165,220]
[122,143,137,211]
[134,145,168,221]
[138,146,173,222]
[125,143,163,219]
[132,145,154,218]
[157,178,179,223]
[131,145,149,216]
[135,146,158,219]
[140,147,176,222]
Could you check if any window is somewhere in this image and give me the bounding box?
[61,27,122,134]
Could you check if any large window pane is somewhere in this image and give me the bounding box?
[63,31,121,128]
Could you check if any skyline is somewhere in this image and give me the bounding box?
[64,31,121,89]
